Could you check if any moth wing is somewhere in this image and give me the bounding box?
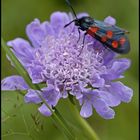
[90,20,130,54]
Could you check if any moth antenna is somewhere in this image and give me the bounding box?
[64,19,75,28]
[66,0,78,20]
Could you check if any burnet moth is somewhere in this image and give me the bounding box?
[64,0,130,54]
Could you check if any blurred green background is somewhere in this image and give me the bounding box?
[2,0,138,140]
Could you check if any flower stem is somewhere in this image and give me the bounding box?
[68,98,100,140]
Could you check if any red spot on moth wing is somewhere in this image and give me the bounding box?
[87,29,95,37]
[89,26,99,33]
[106,30,113,38]
[112,40,118,48]
[119,37,126,45]
[101,36,107,42]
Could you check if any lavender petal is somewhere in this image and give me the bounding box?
[1,76,29,90]
[7,38,34,67]
[42,84,61,106]
[104,16,116,25]
[50,12,70,34]
[98,90,121,107]
[24,89,42,103]
[103,58,131,80]
[93,98,115,119]
[28,64,44,84]
[38,103,52,116]
[26,19,48,48]
[90,74,105,88]
[110,82,133,103]
[80,100,93,118]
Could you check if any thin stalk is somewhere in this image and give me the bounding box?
[68,98,100,140]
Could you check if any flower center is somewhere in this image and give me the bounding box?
[41,32,104,89]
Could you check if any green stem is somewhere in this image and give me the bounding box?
[1,38,75,140]
[68,98,100,140]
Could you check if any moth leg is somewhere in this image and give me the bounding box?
[82,32,87,46]
[77,27,81,43]
[78,32,87,56]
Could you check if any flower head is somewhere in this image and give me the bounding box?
[1,12,133,119]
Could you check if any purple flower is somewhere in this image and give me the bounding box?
[1,12,133,119]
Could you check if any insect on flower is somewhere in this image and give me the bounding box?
[2,8,133,119]
[64,0,130,54]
